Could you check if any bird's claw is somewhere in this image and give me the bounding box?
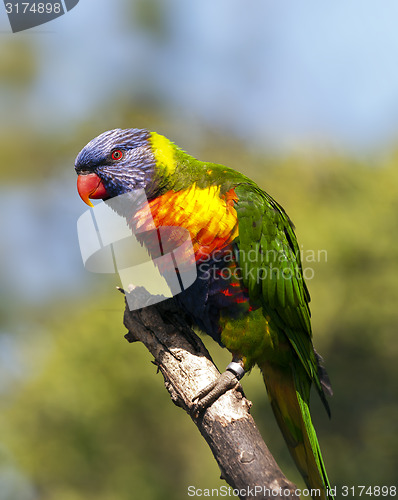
[191,366,244,416]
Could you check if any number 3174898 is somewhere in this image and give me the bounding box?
[5,3,62,14]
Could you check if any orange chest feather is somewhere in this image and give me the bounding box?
[135,184,239,260]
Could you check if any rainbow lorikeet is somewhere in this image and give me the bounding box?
[75,128,334,500]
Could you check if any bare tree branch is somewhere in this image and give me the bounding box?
[122,287,299,500]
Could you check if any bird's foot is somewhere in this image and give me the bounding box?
[191,362,245,416]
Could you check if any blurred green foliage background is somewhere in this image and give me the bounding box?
[1,2,398,499]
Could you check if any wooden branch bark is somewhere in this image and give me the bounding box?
[122,287,299,500]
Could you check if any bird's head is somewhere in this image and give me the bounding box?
[75,128,159,206]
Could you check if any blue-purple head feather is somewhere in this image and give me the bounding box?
[75,128,156,197]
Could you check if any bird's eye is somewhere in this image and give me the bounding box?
[111,149,123,161]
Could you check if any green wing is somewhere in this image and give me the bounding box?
[234,183,330,410]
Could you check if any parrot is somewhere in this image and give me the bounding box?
[75,128,334,500]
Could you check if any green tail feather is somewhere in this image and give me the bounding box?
[261,362,334,500]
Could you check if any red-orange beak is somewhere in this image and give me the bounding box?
[77,173,109,207]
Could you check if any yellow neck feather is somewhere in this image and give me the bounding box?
[149,132,176,175]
